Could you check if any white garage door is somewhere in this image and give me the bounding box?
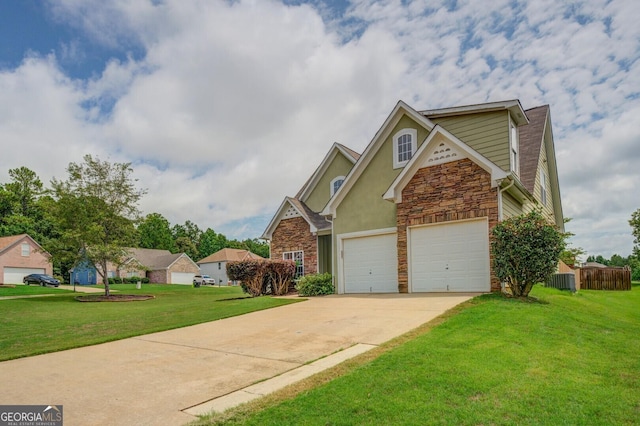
[343,232,398,293]
[410,219,490,292]
[3,267,46,284]
[170,272,196,285]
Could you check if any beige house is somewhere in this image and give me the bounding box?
[0,234,53,284]
[113,248,200,284]
[197,248,263,285]
[263,100,564,294]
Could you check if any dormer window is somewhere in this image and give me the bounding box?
[510,119,519,175]
[330,176,345,196]
[393,128,417,169]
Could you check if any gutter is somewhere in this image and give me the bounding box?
[497,178,515,221]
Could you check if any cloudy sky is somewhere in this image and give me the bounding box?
[1,0,638,258]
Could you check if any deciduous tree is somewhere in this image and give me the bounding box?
[51,155,145,296]
[138,213,176,252]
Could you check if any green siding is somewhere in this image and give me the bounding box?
[305,151,355,213]
[534,138,556,223]
[317,234,332,274]
[431,111,510,171]
[502,192,523,219]
[333,114,431,237]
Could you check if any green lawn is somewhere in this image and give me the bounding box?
[203,284,640,425]
[0,284,74,296]
[0,284,299,361]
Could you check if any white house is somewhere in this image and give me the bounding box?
[197,248,263,285]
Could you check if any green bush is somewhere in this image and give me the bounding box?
[296,273,334,296]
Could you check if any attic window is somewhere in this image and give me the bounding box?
[510,119,519,175]
[21,243,30,257]
[330,176,345,196]
[393,129,417,169]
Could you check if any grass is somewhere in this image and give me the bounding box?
[0,284,299,361]
[200,283,640,425]
[0,284,74,296]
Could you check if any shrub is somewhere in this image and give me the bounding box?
[227,260,268,297]
[491,210,565,298]
[266,260,296,295]
[296,273,334,296]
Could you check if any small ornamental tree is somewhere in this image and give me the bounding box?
[491,210,565,298]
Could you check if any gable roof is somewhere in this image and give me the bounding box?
[383,125,508,203]
[123,248,197,270]
[518,105,549,193]
[296,142,360,201]
[261,196,330,240]
[0,234,50,258]
[198,248,263,264]
[321,100,436,217]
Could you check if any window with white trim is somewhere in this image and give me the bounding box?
[21,243,30,257]
[393,128,417,169]
[330,176,345,196]
[510,120,519,175]
[283,250,304,278]
[540,170,547,206]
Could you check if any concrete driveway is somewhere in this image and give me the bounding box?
[0,293,477,425]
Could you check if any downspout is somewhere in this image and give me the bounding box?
[324,215,337,293]
[497,178,515,221]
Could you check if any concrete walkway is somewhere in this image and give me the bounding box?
[0,293,477,425]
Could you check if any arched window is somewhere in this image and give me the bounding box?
[330,176,345,196]
[393,129,417,168]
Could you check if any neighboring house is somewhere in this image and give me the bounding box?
[198,248,263,285]
[70,258,98,285]
[581,262,608,268]
[78,248,200,284]
[262,99,564,294]
[0,234,53,284]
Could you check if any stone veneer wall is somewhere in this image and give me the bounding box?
[270,217,318,275]
[396,158,500,293]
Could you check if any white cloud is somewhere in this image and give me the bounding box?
[1,0,639,258]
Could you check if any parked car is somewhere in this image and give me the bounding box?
[23,274,60,287]
[193,274,215,286]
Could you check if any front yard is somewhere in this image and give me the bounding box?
[201,284,640,425]
[0,284,299,361]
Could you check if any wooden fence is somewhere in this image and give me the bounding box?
[580,267,631,291]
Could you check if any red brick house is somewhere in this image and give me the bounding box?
[0,234,53,284]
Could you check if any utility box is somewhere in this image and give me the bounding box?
[546,273,576,292]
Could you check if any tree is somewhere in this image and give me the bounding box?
[491,210,566,298]
[138,213,176,252]
[558,218,584,267]
[4,167,44,216]
[198,228,227,260]
[172,220,202,260]
[630,209,640,256]
[50,155,145,296]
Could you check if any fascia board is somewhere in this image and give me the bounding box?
[297,143,358,203]
[321,100,435,217]
[261,198,292,240]
[383,125,508,203]
[261,197,317,240]
[541,111,565,230]
[421,100,529,126]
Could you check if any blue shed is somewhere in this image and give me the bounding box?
[70,259,98,285]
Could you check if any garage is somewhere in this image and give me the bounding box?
[3,267,46,285]
[409,219,490,292]
[342,232,398,293]
[170,272,196,285]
